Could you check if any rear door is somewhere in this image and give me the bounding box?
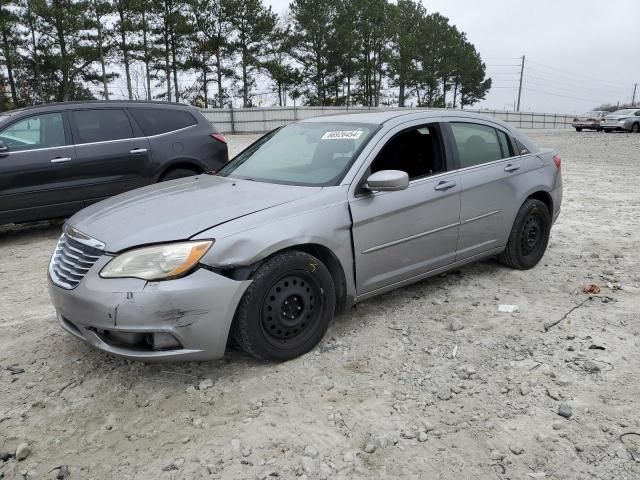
[444,120,536,260]
[0,111,80,223]
[69,108,152,205]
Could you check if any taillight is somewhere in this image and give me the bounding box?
[210,133,227,144]
[553,154,561,172]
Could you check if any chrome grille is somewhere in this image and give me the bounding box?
[49,234,103,289]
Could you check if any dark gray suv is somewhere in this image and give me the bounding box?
[0,101,228,225]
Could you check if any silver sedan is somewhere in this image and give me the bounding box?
[48,111,563,362]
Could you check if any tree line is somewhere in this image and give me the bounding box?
[0,0,492,110]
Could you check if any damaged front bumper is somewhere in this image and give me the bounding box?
[48,256,251,361]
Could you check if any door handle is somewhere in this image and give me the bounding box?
[130,148,148,154]
[504,164,521,172]
[434,180,457,191]
[50,157,72,163]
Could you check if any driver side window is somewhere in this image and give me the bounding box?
[369,124,446,181]
[0,113,66,152]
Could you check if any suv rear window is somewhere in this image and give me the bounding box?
[73,109,133,143]
[130,108,198,136]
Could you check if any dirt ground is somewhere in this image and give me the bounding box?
[1,130,639,480]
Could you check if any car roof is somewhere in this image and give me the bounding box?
[6,100,196,114]
[300,109,516,130]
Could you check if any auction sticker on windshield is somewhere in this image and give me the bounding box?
[321,130,364,140]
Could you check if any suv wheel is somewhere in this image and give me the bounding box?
[499,199,551,270]
[160,168,200,181]
[232,251,336,361]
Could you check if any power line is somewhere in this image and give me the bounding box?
[525,66,631,95]
[529,60,626,88]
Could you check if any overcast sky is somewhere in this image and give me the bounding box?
[267,0,640,113]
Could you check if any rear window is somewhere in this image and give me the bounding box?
[73,109,133,143]
[130,108,198,136]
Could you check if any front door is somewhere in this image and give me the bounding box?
[0,111,80,223]
[349,122,461,296]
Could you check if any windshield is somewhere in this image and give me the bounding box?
[612,109,635,115]
[218,122,377,186]
[582,111,600,116]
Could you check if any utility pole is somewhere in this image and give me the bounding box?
[633,83,638,106]
[516,55,525,112]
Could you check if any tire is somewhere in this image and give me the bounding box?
[499,199,552,270]
[604,129,612,133]
[632,123,640,133]
[160,168,200,181]
[232,251,336,361]
[575,127,582,132]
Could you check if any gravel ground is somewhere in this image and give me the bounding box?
[1,130,640,480]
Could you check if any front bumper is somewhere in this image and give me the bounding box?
[48,257,251,361]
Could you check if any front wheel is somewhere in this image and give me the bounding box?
[575,127,582,132]
[632,123,640,133]
[499,199,552,270]
[604,129,612,133]
[232,251,336,361]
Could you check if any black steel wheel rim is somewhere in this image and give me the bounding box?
[520,211,543,256]
[261,272,323,346]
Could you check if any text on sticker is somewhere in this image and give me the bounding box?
[321,130,363,140]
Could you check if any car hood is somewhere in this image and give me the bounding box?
[68,175,321,252]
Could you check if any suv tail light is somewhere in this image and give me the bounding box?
[210,133,227,144]
[553,154,561,172]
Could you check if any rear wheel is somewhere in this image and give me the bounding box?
[604,129,612,133]
[232,251,335,361]
[632,123,640,133]
[575,127,582,132]
[499,199,551,270]
[160,168,200,181]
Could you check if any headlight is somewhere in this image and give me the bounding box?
[100,240,213,281]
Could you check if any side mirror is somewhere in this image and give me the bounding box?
[365,170,409,192]
[0,141,8,157]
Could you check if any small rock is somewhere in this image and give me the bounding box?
[55,465,71,479]
[498,304,520,313]
[437,387,452,401]
[199,378,214,390]
[231,439,242,452]
[520,384,531,396]
[185,386,197,395]
[135,398,150,408]
[304,446,318,458]
[417,432,428,442]
[15,443,31,461]
[343,452,354,463]
[558,403,572,419]
[364,443,376,454]
[509,444,525,455]
[449,318,465,331]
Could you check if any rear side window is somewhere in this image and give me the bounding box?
[450,122,503,168]
[73,109,133,143]
[129,108,198,136]
[514,138,530,155]
[0,112,66,151]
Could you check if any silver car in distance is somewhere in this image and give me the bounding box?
[48,111,563,362]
